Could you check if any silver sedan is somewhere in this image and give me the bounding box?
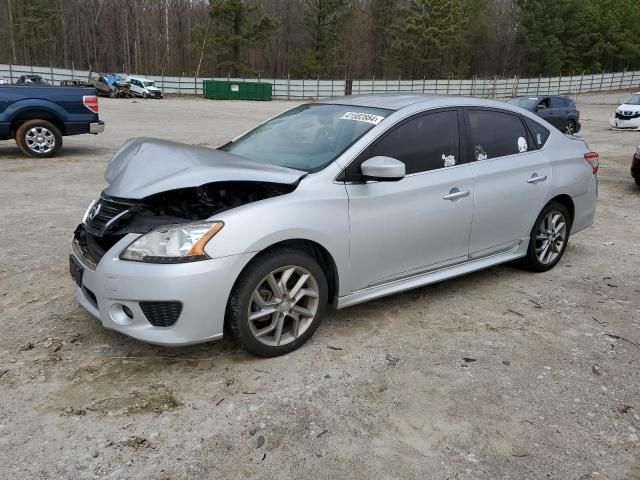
[70,95,598,356]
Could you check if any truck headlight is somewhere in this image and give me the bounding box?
[120,221,223,263]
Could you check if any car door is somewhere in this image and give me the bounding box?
[343,109,474,291]
[128,79,139,96]
[464,108,551,258]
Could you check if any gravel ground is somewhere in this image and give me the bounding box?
[0,94,638,480]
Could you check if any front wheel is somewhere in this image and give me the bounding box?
[16,119,63,158]
[227,249,328,357]
[521,202,571,272]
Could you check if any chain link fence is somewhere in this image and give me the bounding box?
[2,64,639,100]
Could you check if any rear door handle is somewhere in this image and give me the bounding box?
[527,174,547,184]
[442,188,470,201]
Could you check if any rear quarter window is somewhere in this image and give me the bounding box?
[523,116,551,148]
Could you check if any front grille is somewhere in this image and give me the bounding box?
[616,111,640,120]
[74,223,123,266]
[139,301,182,327]
[85,196,134,235]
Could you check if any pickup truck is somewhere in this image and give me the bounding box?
[0,85,105,158]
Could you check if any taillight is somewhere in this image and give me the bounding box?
[83,95,99,114]
[584,152,599,174]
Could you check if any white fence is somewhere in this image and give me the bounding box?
[1,63,639,100]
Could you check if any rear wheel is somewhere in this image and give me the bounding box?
[16,119,62,158]
[563,119,576,135]
[227,249,328,357]
[521,202,571,272]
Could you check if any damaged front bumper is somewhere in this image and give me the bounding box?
[609,113,640,130]
[70,233,254,346]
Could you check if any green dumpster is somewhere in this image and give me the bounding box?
[203,80,272,100]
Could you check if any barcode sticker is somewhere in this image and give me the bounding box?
[340,112,385,125]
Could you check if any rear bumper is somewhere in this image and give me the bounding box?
[571,174,597,235]
[90,121,105,134]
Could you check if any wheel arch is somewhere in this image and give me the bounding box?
[247,239,339,305]
[547,194,575,224]
[10,108,66,137]
[223,238,340,337]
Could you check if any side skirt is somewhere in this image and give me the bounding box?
[337,240,529,309]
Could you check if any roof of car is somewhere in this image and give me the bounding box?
[314,93,522,112]
[316,94,444,110]
[511,94,572,99]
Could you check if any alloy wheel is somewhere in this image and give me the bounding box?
[535,211,567,265]
[564,121,575,134]
[25,126,56,154]
[247,265,320,347]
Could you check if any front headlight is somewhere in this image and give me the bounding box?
[120,221,224,263]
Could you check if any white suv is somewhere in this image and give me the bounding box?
[126,76,163,99]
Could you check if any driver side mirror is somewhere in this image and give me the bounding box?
[361,156,406,181]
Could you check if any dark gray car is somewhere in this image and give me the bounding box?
[507,95,580,134]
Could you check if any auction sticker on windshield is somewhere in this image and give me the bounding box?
[340,112,385,125]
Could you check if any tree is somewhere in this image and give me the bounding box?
[389,0,475,78]
[208,0,275,76]
[295,0,350,77]
[369,0,398,77]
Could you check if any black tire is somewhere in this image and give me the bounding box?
[227,248,328,357]
[521,201,572,272]
[15,119,63,158]
[563,119,576,135]
[143,92,148,99]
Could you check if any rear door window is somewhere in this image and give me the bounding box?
[466,109,531,160]
[550,97,564,108]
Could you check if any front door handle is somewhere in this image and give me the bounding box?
[527,174,547,184]
[442,188,470,201]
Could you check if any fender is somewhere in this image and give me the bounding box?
[3,98,69,124]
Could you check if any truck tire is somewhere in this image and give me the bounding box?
[16,119,63,158]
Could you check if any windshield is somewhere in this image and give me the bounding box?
[507,97,539,109]
[221,104,391,172]
[143,81,155,87]
[623,93,640,105]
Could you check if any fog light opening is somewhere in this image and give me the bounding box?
[109,303,135,326]
[122,305,134,319]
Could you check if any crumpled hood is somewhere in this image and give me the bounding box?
[104,138,306,199]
